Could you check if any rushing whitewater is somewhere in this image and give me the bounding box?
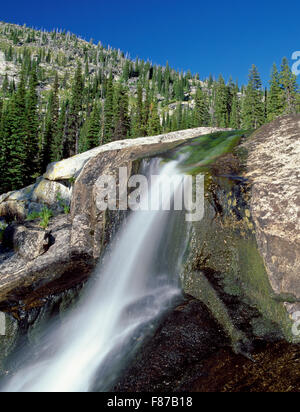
[3,158,189,392]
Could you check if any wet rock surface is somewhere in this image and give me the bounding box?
[114,297,300,392]
[113,297,230,392]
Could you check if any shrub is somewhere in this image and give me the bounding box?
[25,207,53,229]
[39,207,53,229]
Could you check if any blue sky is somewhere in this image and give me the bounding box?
[1,0,300,85]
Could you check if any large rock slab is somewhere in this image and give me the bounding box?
[44,127,227,181]
[0,215,94,308]
[3,224,50,261]
[0,185,35,220]
[0,128,228,308]
[31,179,71,209]
[244,115,300,314]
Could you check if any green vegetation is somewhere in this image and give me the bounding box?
[39,207,53,229]
[26,210,40,221]
[0,21,299,195]
[26,206,53,228]
[179,130,252,174]
[56,191,70,214]
[0,221,8,242]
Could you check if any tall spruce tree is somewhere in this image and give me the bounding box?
[25,63,40,181]
[280,57,298,115]
[79,101,102,151]
[215,75,228,127]
[241,65,265,129]
[147,101,161,136]
[6,71,28,190]
[113,86,129,141]
[103,72,114,143]
[64,62,84,157]
[193,86,209,126]
[267,63,283,121]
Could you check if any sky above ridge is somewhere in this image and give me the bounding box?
[1,0,300,86]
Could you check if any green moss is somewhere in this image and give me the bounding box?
[177,130,252,175]
[183,271,248,352]
[231,236,293,341]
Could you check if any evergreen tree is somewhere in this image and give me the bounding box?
[41,73,60,168]
[241,65,265,129]
[52,100,67,162]
[267,63,283,121]
[6,72,28,190]
[215,75,228,127]
[229,92,241,129]
[280,57,298,114]
[80,101,102,151]
[25,63,40,181]
[113,86,129,141]
[147,101,161,136]
[142,84,151,136]
[103,73,114,143]
[122,60,130,82]
[193,86,209,126]
[64,63,84,157]
[2,74,9,96]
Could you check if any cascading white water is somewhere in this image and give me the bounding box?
[2,158,188,392]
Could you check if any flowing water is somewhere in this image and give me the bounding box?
[2,158,188,392]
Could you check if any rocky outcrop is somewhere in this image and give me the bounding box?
[244,116,300,315]
[0,179,72,221]
[182,115,300,342]
[0,127,226,309]
[0,117,299,343]
[0,215,94,311]
[44,127,222,182]
[3,223,51,261]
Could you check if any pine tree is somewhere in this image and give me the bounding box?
[79,101,102,151]
[142,84,151,136]
[113,86,129,141]
[134,82,143,137]
[41,73,60,168]
[229,92,241,129]
[122,60,130,82]
[280,57,298,115]
[2,74,9,96]
[64,62,84,157]
[147,101,161,136]
[103,73,114,143]
[267,63,283,121]
[6,71,28,190]
[193,86,209,126]
[215,75,228,127]
[25,63,40,181]
[241,65,265,129]
[52,100,67,162]
[229,82,241,129]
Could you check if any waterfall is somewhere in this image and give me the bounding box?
[3,158,188,392]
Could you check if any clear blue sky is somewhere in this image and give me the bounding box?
[1,0,300,85]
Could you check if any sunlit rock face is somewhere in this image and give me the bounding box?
[0,127,227,309]
[244,115,300,316]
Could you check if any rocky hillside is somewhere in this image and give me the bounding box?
[0,21,299,197]
[0,21,204,111]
